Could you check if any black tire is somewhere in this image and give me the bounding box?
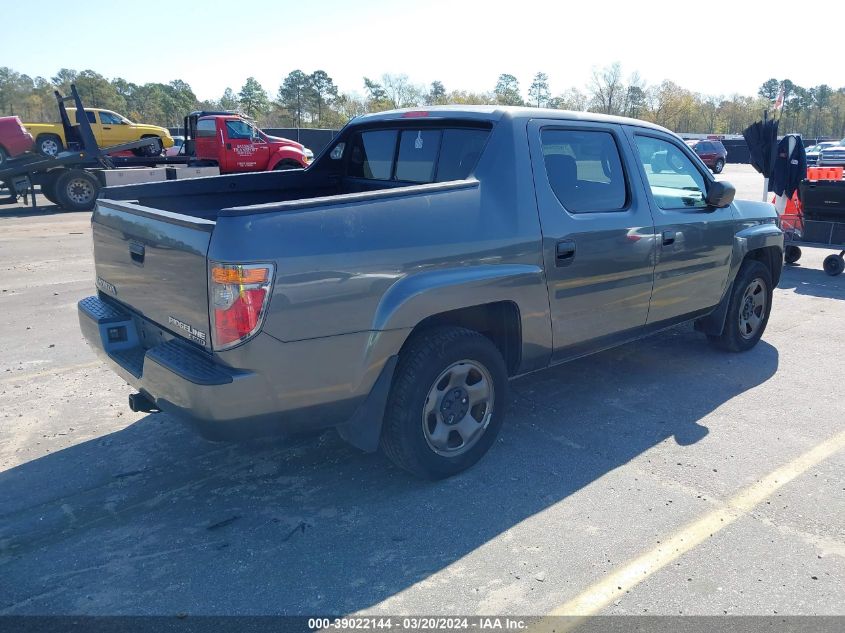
[784,245,802,265]
[380,326,508,480]
[713,158,725,174]
[0,146,7,167]
[822,254,845,276]
[708,259,773,352]
[133,136,162,157]
[273,160,302,170]
[40,172,61,205]
[36,134,63,157]
[54,169,99,211]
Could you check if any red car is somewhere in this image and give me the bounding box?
[0,116,34,167]
[685,139,728,174]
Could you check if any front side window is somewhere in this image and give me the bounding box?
[634,136,708,210]
[99,111,123,125]
[225,119,254,140]
[541,129,627,213]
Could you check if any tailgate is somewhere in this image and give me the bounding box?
[92,199,214,349]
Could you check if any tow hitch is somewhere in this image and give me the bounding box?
[128,392,159,413]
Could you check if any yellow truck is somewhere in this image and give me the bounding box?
[25,108,174,157]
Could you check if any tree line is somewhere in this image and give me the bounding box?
[1,64,843,139]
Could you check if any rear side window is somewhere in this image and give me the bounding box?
[436,129,489,181]
[541,129,627,213]
[196,119,216,138]
[346,126,489,182]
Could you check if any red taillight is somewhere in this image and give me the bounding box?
[213,287,267,346]
[209,263,274,349]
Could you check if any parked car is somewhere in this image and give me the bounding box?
[685,139,728,173]
[164,135,185,157]
[24,108,174,157]
[0,116,34,167]
[79,106,783,479]
[805,141,838,166]
[818,139,845,167]
[191,113,311,172]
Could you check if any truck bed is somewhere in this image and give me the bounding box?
[99,168,455,220]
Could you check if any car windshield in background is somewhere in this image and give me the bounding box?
[346,126,489,182]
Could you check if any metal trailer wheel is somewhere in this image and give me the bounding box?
[784,245,802,264]
[54,169,99,211]
[822,254,845,276]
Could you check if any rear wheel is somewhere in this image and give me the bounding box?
[54,169,99,211]
[708,259,773,352]
[0,146,7,167]
[40,172,61,205]
[823,254,845,276]
[784,245,802,264]
[713,158,725,174]
[37,135,63,157]
[380,327,508,480]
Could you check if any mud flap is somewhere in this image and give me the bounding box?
[336,355,398,453]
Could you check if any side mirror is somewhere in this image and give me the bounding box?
[706,180,735,208]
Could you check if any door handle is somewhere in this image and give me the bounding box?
[226,143,232,150]
[102,126,112,130]
[556,240,576,266]
[662,230,676,246]
[129,241,145,265]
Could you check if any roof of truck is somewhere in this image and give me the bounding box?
[352,105,673,135]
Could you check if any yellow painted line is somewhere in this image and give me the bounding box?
[538,430,845,627]
[0,360,101,384]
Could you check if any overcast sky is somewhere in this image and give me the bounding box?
[3,0,840,101]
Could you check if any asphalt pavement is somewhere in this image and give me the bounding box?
[0,165,843,617]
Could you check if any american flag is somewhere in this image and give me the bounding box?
[774,85,785,111]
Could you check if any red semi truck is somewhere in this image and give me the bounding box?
[188,113,312,173]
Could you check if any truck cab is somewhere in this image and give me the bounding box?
[192,114,311,173]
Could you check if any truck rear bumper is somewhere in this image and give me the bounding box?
[78,295,361,440]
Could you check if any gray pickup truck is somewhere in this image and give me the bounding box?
[79,106,783,479]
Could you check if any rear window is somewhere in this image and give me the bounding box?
[196,119,216,138]
[346,126,489,183]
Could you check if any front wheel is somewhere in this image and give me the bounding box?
[0,146,7,167]
[273,160,302,170]
[708,259,773,352]
[713,159,725,174]
[380,327,508,479]
[37,135,63,157]
[784,245,802,264]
